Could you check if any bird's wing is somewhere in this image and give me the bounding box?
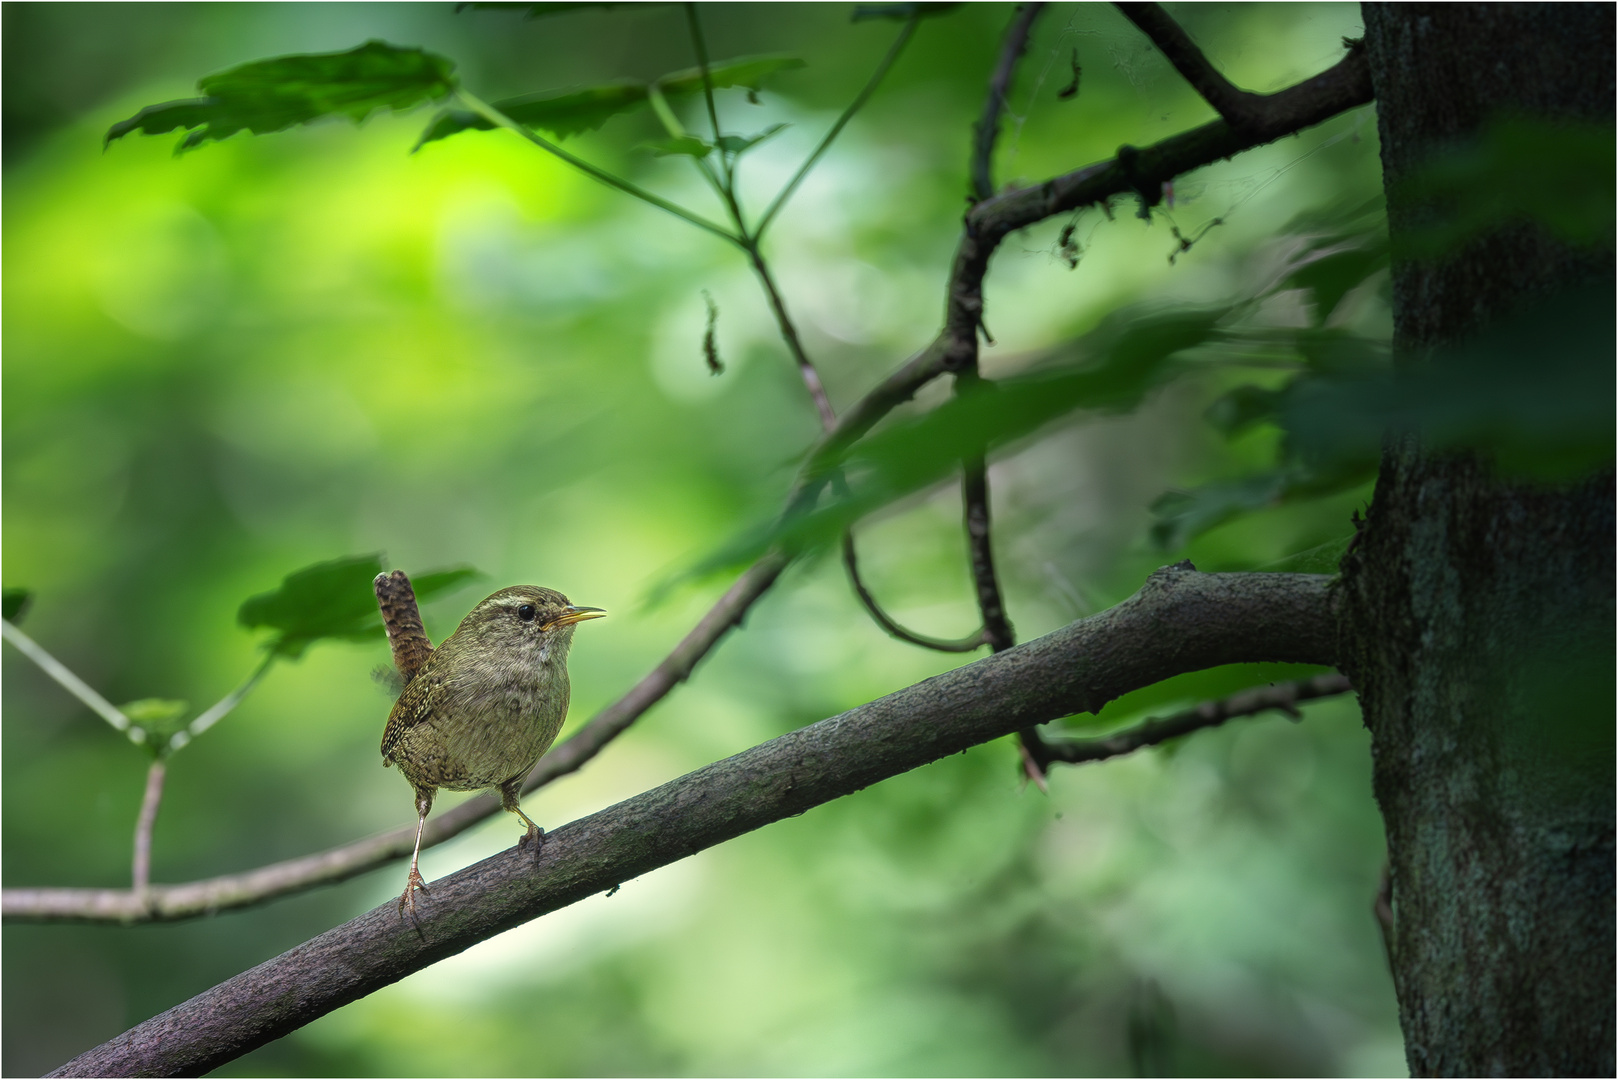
[380,675,434,763]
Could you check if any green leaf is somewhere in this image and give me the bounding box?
[1148,464,1373,550]
[717,123,788,156]
[458,1,669,16]
[416,56,803,148]
[851,2,962,21]
[678,305,1230,584]
[1395,116,1615,257]
[238,555,482,658]
[120,699,191,739]
[1204,385,1284,437]
[1282,239,1388,325]
[107,40,458,152]
[2,587,32,623]
[655,55,807,96]
[1282,284,1614,480]
[643,135,713,158]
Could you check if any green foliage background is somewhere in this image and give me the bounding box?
[3,3,1403,1075]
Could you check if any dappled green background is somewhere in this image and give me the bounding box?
[3,3,1401,1075]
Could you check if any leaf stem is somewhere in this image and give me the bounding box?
[1,619,134,738]
[755,14,919,238]
[455,87,741,247]
[174,650,276,750]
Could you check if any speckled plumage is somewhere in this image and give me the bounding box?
[383,584,603,916]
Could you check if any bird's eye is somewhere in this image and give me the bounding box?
[517,604,537,622]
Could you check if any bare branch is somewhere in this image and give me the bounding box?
[1028,671,1353,767]
[48,566,1340,1078]
[941,41,1372,372]
[971,2,1047,201]
[1,619,134,738]
[1114,2,1262,127]
[841,531,987,653]
[746,244,837,430]
[374,570,433,683]
[131,760,166,897]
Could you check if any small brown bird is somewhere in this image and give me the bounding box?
[381,584,604,916]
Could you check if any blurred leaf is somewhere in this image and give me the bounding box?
[458,1,666,14]
[238,555,481,658]
[656,55,807,95]
[1149,464,1373,550]
[2,587,32,623]
[677,306,1230,585]
[417,55,803,147]
[1204,385,1284,437]
[1283,239,1388,325]
[851,2,962,21]
[410,566,485,602]
[1292,328,1390,376]
[644,135,713,158]
[107,40,457,152]
[717,123,788,155]
[1396,115,1615,256]
[1283,283,1615,479]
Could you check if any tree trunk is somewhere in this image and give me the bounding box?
[1344,5,1615,1075]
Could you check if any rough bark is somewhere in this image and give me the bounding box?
[50,567,1337,1078]
[1345,6,1615,1075]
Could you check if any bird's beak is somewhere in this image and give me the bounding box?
[545,605,606,630]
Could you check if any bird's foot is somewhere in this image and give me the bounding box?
[396,867,429,923]
[518,822,547,855]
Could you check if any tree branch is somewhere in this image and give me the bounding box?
[941,40,1371,372]
[1114,2,1263,127]
[1030,671,1353,767]
[48,565,1339,1079]
[840,531,987,653]
[2,48,1373,926]
[131,760,166,897]
[970,2,1046,201]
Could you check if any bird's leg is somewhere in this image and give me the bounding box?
[398,786,434,921]
[500,777,545,853]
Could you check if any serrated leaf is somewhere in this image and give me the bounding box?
[417,56,803,148]
[107,40,457,152]
[851,2,962,21]
[2,587,32,623]
[238,555,482,658]
[644,135,713,158]
[717,123,788,155]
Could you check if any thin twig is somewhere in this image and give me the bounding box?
[455,87,740,246]
[175,651,275,749]
[684,3,730,189]
[745,243,837,429]
[1114,3,1261,127]
[1026,671,1354,769]
[755,14,920,238]
[2,48,1372,925]
[841,532,987,653]
[132,760,166,897]
[971,2,1047,201]
[1,619,134,738]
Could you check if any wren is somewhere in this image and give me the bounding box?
[378,579,604,918]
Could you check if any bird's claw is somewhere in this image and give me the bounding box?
[397,867,429,923]
[519,822,546,855]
